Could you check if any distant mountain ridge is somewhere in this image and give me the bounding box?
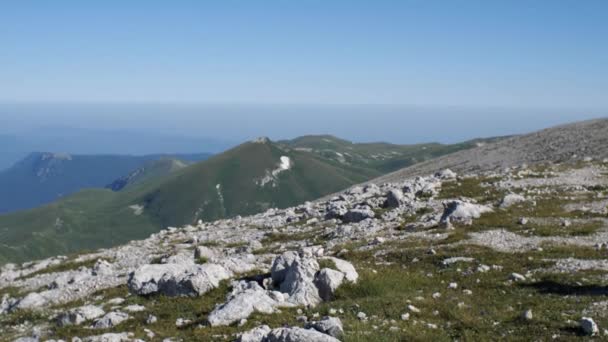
[0,152,212,214]
[0,134,495,263]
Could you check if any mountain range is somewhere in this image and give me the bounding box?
[0,135,493,263]
[0,152,212,214]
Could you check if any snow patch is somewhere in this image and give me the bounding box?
[256,156,293,187]
[129,205,144,216]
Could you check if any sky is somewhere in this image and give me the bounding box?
[0,1,607,151]
[1,0,607,107]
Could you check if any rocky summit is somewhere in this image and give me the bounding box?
[1,152,608,341]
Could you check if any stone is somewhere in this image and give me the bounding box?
[342,207,375,223]
[194,246,218,260]
[509,273,526,282]
[322,257,359,283]
[440,200,492,225]
[237,325,272,342]
[270,251,300,285]
[435,169,457,180]
[306,316,344,338]
[208,281,281,327]
[279,256,322,306]
[92,311,130,329]
[82,333,133,342]
[127,263,231,297]
[581,317,599,336]
[15,292,47,310]
[385,189,406,208]
[265,327,341,342]
[522,309,533,321]
[357,312,367,320]
[123,304,146,313]
[314,268,345,301]
[57,305,105,326]
[500,193,527,208]
[146,314,158,325]
[408,305,421,313]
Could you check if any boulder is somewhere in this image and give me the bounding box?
[194,246,218,260]
[57,305,105,326]
[265,327,341,342]
[500,193,527,208]
[127,263,231,297]
[440,200,492,225]
[271,251,300,284]
[314,269,344,301]
[435,169,457,180]
[237,325,272,342]
[325,202,349,220]
[323,257,359,283]
[82,333,133,342]
[384,189,407,209]
[306,316,344,338]
[15,292,47,311]
[279,256,322,306]
[342,207,375,223]
[208,281,283,327]
[92,311,130,329]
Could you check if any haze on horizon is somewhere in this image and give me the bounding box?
[0,1,607,161]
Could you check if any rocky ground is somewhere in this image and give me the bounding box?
[2,158,608,341]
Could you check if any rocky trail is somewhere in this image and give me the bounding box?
[2,157,608,341]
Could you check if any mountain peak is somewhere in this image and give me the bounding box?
[252,136,271,144]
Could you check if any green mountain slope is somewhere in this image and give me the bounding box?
[0,152,212,214]
[0,136,499,264]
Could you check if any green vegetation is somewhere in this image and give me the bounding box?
[0,135,497,264]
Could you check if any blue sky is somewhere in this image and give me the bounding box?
[1,0,607,107]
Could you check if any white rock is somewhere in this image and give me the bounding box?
[265,327,341,342]
[208,282,281,327]
[440,200,492,225]
[237,325,272,342]
[314,269,345,301]
[57,305,105,326]
[500,193,527,208]
[128,263,231,297]
[92,311,130,329]
[306,316,344,338]
[509,273,526,282]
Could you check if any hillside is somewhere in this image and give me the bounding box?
[278,134,503,174]
[2,151,608,340]
[374,118,608,183]
[0,152,211,214]
[0,136,484,264]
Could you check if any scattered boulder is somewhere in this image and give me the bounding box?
[342,207,375,223]
[435,169,457,180]
[128,263,231,297]
[15,292,47,311]
[237,325,272,342]
[385,189,407,208]
[306,316,344,338]
[57,305,105,326]
[314,269,345,301]
[265,327,341,342]
[208,281,286,327]
[500,193,527,208]
[92,311,130,329]
[440,200,492,225]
